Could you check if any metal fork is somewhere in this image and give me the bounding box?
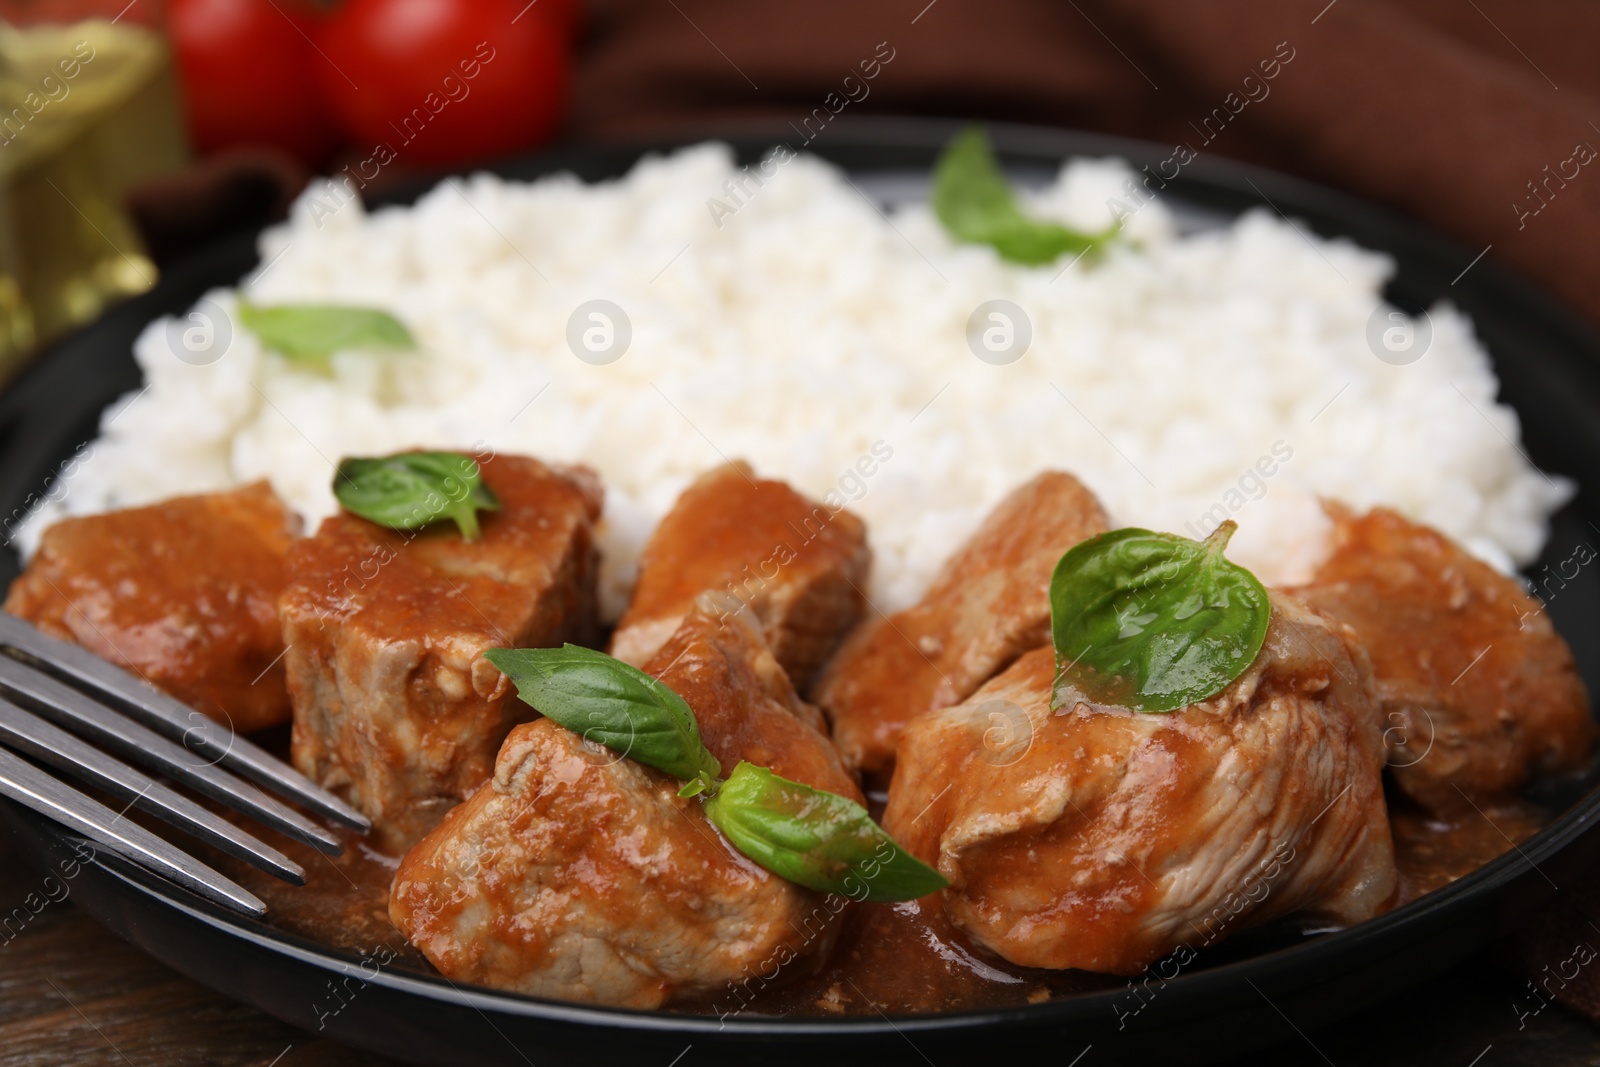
[0,611,369,916]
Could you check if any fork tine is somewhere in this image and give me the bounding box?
[0,747,266,916]
[0,698,305,884]
[0,612,368,833]
[0,656,344,856]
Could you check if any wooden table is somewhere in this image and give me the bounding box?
[0,830,402,1067]
[4,828,1599,1067]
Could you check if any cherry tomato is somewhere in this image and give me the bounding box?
[316,0,570,168]
[169,0,342,166]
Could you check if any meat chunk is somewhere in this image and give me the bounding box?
[609,462,869,690]
[390,600,860,1007]
[1290,506,1594,815]
[4,482,299,732]
[815,471,1109,775]
[648,594,861,797]
[882,593,1396,975]
[282,454,601,853]
[389,719,802,1008]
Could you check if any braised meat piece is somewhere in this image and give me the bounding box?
[648,594,859,794]
[390,600,860,1007]
[1291,506,1594,815]
[4,482,300,732]
[882,593,1396,976]
[815,471,1109,775]
[281,455,601,853]
[609,462,869,690]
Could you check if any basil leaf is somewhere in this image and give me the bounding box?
[485,645,722,784]
[334,451,500,541]
[1050,521,1271,712]
[704,762,948,903]
[932,126,1117,266]
[239,301,414,359]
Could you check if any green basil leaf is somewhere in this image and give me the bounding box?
[334,451,500,541]
[677,773,714,799]
[485,645,722,784]
[1050,521,1271,712]
[704,762,948,903]
[239,301,414,359]
[932,126,1116,266]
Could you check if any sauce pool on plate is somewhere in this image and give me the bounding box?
[204,781,1548,1017]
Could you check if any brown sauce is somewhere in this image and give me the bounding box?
[202,781,1548,1018]
[1388,797,1548,905]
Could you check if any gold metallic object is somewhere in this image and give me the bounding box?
[0,14,187,382]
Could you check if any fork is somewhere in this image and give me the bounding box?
[0,611,369,916]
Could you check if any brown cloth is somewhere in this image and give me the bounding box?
[126,149,309,266]
[569,0,1600,330]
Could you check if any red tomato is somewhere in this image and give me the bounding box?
[169,0,342,166]
[316,0,571,168]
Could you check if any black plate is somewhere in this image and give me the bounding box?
[4,118,1600,1067]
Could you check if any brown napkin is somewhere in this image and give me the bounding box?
[1508,878,1600,1023]
[124,149,308,267]
[570,0,1600,330]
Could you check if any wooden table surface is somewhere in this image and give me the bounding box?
[5,828,1600,1067]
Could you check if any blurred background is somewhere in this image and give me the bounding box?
[1,0,1597,387]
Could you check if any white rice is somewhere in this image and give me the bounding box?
[16,144,1569,620]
